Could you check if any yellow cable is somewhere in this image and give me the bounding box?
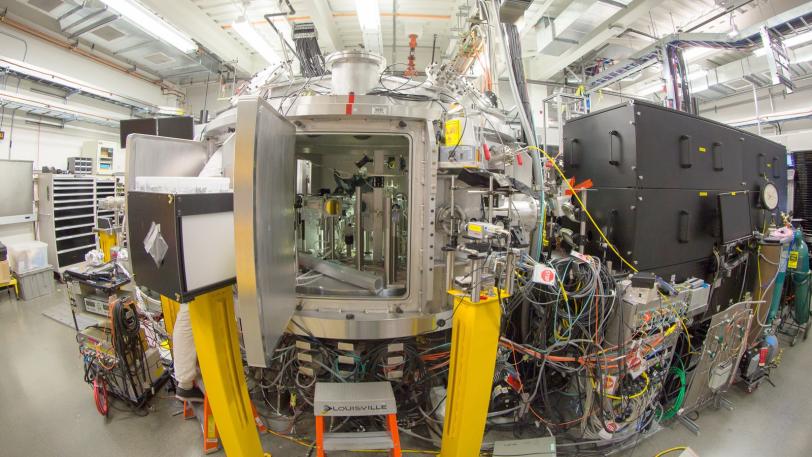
[658,290,693,355]
[527,146,638,272]
[654,446,688,457]
[604,371,649,400]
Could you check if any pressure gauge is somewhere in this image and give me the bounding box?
[761,182,779,210]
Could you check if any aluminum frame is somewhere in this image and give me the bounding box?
[233,96,298,367]
[285,113,441,339]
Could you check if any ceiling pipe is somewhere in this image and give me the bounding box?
[0,14,185,100]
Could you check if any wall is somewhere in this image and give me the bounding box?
[0,23,178,107]
[0,22,179,247]
[698,77,812,153]
[0,115,118,169]
[183,81,233,122]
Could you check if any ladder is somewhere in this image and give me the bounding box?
[313,382,402,457]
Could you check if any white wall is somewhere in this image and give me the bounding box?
[183,82,233,122]
[0,23,179,107]
[0,22,181,246]
[0,116,118,169]
[698,78,812,153]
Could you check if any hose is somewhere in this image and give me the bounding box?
[657,365,686,421]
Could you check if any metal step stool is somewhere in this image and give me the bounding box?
[314,382,401,457]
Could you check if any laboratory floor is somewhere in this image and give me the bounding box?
[1,288,810,457]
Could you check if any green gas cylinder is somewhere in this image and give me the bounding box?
[789,229,811,325]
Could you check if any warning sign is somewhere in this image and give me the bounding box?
[532,264,557,286]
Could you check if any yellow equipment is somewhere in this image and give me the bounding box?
[440,288,507,457]
[188,287,265,457]
[96,228,117,263]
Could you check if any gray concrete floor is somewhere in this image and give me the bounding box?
[1,288,810,457]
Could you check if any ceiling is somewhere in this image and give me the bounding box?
[4,0,812,103]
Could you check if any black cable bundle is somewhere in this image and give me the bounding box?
[110,299,152,403]
[501,23,536,141]
[293,22,326,77]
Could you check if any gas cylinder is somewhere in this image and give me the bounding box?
[768,242,790,324]
[789,229,811,325]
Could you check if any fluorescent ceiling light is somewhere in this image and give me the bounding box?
[233,18,280,65]
[99,0,196,53]
[355,0,383,53]
[784,30,812,48]
[356,0,381,32]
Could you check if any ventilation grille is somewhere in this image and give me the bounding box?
[92,25,126,42]
[144,52,174,65]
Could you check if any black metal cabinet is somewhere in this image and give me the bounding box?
[635,104,744,190]
[561,101,787,285]
[582,188,718,272]
[564,102,748,190]
[563,104,638,188]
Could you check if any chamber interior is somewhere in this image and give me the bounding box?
[295,134,410,298]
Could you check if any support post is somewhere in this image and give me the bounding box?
[355,186,364,270]
[189,287,264,457]
[160,295,181,352]
[440,288,505,457]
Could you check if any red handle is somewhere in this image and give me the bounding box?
[516,151,524,166]
[482,143,491,161]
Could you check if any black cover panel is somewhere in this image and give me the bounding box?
[582,188,718,272]
[127,191,234,301]
[562,101,787,297]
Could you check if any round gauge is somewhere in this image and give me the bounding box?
[761,182,779,210]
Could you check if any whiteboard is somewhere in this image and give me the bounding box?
[0,160,34,225]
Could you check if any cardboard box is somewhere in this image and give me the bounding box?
[0,260,10,283]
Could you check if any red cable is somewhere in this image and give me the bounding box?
[94,377,109,416]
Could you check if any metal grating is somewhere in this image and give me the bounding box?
[91,25,126,42]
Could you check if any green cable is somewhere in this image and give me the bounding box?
[657,364,686,421]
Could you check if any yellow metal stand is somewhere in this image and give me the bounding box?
[189,287,265,457]
[0,277,18,299]
[97,229,117,263]
[440,288,506,457]
[160,296,180,352]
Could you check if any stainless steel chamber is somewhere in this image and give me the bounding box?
[126,51,538,367]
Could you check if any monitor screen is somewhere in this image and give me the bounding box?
[718,191,752,244]
[787,153,795,168]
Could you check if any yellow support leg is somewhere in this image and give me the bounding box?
[97,230,117,263]
[160,296,180,352]
[189,287,264,457]
[440,288,506,457]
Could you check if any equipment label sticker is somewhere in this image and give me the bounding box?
[445,119,461,146]
[533,264,557,285]
[789,251,799,269]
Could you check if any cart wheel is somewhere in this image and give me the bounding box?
[93,378,109,416]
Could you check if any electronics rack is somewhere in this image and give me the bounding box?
[76,298,170,414]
